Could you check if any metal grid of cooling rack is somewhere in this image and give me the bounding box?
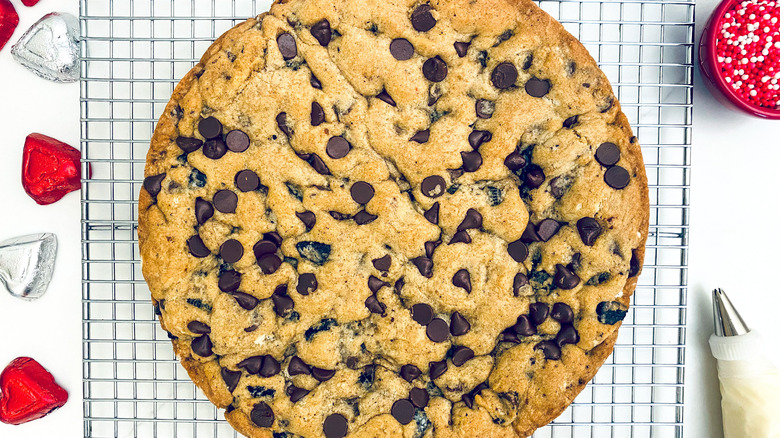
[80,0,692,437]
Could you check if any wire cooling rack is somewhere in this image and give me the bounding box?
[80,0,692,436]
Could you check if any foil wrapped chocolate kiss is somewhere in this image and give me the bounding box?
[11,13,79,82]
[0,233,57,301]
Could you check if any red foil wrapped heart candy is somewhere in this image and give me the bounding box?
[0,357,68,425]
[0,0,19,51]
[22,133,89,205]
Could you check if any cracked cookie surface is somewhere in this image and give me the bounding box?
[138,0,649,436]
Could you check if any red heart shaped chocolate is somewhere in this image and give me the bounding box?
[0,357,68,425]
[22,133,90,205]
[0,0,19,52]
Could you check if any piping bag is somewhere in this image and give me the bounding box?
[709,288,780,438]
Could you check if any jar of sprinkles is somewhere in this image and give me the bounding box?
[700,0,780,119]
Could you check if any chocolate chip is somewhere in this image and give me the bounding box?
[391,399,415,425]
[452,269,471,293]
[423,202,440,224]
[191,334,213,357]
[376,89,396,106]
[238,356,264,374]
[426,318,449,342]
[557,324,580,346]
[410,129,430,143]
[504,150,527,171]
[310,74,322,89]
[226,130,250,152]
[521,223,540,243]
[507,240,529,262]
[604,166,630,189]
[461,151,482,172]
[596,301,628,324]
[456,208,482,232]
[410,387,429,408]
[462,393,474,409]
[512,315,536,336]
[276,112,291,137]
[288,356,311,376]
[423,56,448,82]
[187,320,211,334]
[449,312,471,336]
[524,165,546,188]
[551,302,574,324]
[528,302,549,325]
[350,181,375,204]
[576,217,602,246]
[277,32,297,59]
[310,19,332,46]
[411,4,436,32]
[218,270,241,292]
[250,402,274,428]
[311,367,336,382]
[326,136,351,159]
[296,211,317,230]
[272,288,294,316]
[221,368,242,393]
[198,117,222,139]
[513,273,528,296]
[424,240,440,258]
[525,77,551,97]
[253,240,277,258]
[428,359,448,379]
[365,294,387,314]
[449,230,471,245]
[323,413,348,438]
[390,38,414,60]
[451,346,474,366]
[176,137,203,153]
[411,303,434,325]
[311,102,326,126]
[258,253,282,274]
[549,175,573,199]
[368,275,388,293]
[421,175,446,198]
[263,232,282,247]
[231,291,259,310]
[629,249,641,278]
[234,170,260,192]
[259,355,281,377]
[354,210,378,225]
[195,197,214,224]
[296,273,318,295]
[220,239,244,263]
[203,138,228,159]
[595,142,620,166]
[453,41,470,57]
[296,241,331,265]
[468,130,492,149]
[287,385,310,403]
[563,115,579,129]
[534,340,561,360]
[475,99,494,119]
[501,329,520,344]
[143,174,166,197]
[331,211,350,221]
[536,219,561,242]
[306,153,332,175]
[213,190,238,213]
[187,235,210,258]
[553,264,580,290]
[411,257,433,277]
[372,255,391,272]
[400,364,422,382]
[491,62,518,89]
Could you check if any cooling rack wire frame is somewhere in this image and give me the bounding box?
[80,0,692,436]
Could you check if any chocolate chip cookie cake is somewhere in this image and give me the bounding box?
[138,0,649,436]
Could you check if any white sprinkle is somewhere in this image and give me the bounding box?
[772,17,778,24]
[742,58,750,64]
[726,76,733,82]
[765,13,772,19]
[743,74,750,80]
[765,27,771,33]
[776,42,780,48]
[742,50,749,55]
[768,36,774,42]
[763,49,770,55]
[750,57,757,63]
[749,13,756,19]
[751,89,758,96]
[763,76,771,82]
[727,57,733,63]
[758,55,765,62]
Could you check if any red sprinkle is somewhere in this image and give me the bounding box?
[716,0,780,110]
[22,133,90,205]
[0,0,19,52]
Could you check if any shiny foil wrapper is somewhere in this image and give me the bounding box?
[0,233,57,301]
[11,13,80,83]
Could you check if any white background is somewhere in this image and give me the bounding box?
[1,0,779,436]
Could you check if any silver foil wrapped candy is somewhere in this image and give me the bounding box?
[0,233,57,301]
[11,13,80,83]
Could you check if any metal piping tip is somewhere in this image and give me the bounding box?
[712,288,749,337]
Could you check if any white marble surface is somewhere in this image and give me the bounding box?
[1,0,779,437]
